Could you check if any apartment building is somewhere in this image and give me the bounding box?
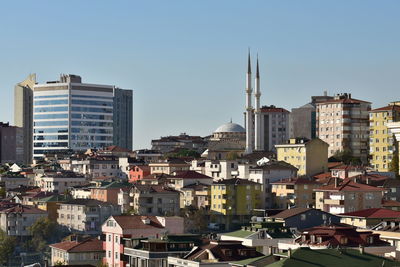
[149,158,190,175]
[50,237,104,266]
[102,215,184,267]
[129,184,180,216]
[315,178,384,214]
[316,93,371,162]
[57,199,120,234]
[35,171,87,193]
[369,104,400,172]
[0,122,24,164]
[0,204,47,237]
[271,177,321,209]
[275,137,328,176]
[258,105,290,151]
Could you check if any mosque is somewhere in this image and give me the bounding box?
[204,52,263,160]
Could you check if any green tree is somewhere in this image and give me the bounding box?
[226,152,239,161]
[180,207,208,233]
[0,230,16,265]
[0,187,5,199]
[390,151,399,178]
[28,217,58,252]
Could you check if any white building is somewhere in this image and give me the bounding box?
[35,172,87,193]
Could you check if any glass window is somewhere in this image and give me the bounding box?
[34,99,68,106]
[34,128,68,134]
[71,106,112,113]
[34,94,69,99]
[34,106,68,113]
[34,113,69,120]
[34,120,68,127]
[71,99,113,106]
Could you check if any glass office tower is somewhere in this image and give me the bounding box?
[33,74,132,160]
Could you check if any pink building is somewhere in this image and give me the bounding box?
[102,215,184,267]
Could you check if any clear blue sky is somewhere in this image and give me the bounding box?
[1,1,399,149]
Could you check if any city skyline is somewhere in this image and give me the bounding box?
[1,0,399,149]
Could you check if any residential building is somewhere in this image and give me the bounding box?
[0,122,24,164]
[275,138,328,176]
[315,178,385,214]
[129,184,180,216]
[258,105,290,152]
[168,240,264,267]
[387,122,400,176]
[123,234,202,267]
[219,219,295,255]
[210,178,262,230]
[369,104,400,172]
[90,181,130,205]
[151,133,208,154]
[289,93,334,140]
[316,93,371,162]
[271,177,321,209]
[279,224,394,258]
[102,215,184,267]
[268,207,340,230]
[372,220,400,259]
[383,179,400,201]
[129,165,151,183]
[35,194,69,221]
[50,237,104,266]
[166,170,213,191]
[32,74,132,159]
[0,174,30,190]
[14,74,36,164]
[338,208,400,229]
[180,183,210,209]
[57,199,120,234]
[149,158,190,175]
[244,160,298,208]
[133,149,163,163]
[35,171,87,193]
[0,204,47,237]
[69,184,92,199]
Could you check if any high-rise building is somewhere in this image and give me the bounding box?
[14,74,36,164]
[259,105,290,151]
[113,88,133,150]
[369,103,400,172]
[0,122,24,163]
[33,74,132,160]
[316,93,371,162]
[289,93,334,140]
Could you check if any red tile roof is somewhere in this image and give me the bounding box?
[0,204,47,214]
[260,107,290,113]
[382,200,400,207]
[339,208,400,219]
[103,145,132,153]
[50,238,103,252]
[111,215,164,229]
[371,105,400,112]
[317,97,371,104]
[316,179,385,192]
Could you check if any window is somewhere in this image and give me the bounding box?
[108,235,111,242]
[115,252,118,259]
[301,214,306,221]
[115,236,119,243]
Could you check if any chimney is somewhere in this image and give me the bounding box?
[288,248,292,258]
[359,245,364,254]
[334,178,339,188]
[324,90,327,96]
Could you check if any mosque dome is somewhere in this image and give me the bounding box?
[214,122,245,133]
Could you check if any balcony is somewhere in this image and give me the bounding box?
[324,199,344,205]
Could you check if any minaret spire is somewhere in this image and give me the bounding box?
[245,50,254,154]
[254,54,262,151]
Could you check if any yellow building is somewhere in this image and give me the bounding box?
[210,178,262,230]
[369,104,400,172]
[211,178,262,215]
[275,138,328,176]
[271,177,321,209]
[35,194,69,221]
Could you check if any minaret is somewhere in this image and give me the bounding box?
[245,51,254,154]
[254,55,262,151]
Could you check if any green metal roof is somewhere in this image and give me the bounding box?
[266,248,398,267]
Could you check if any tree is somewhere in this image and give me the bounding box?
[226,152,239,160]
[28,217,59,252]
[180,207,208,233]
[0,230,15,265]
[331,149,361,165]
[390,151,399,178]
[0,187,5,199]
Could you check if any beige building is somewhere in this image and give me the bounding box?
[50,237,104,266]
[57,199,120,234]
[338,208,400,229]
[275,138,328,176]
[14,74,36,164]
[129,184,180,216]
[316,93,371,162]
[369,104,400,172]
[315,178,384,214]
[149,158,190,174]
[271,177,321,209]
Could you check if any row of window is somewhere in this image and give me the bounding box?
[34,113,69,120]
[71,128,113,134]
[34,99,68,106]
[34,128,68,134]
[71,99,113,106]
[34,135,68,141]
[71,106,112,113]
[34,106,68,113]
[71,113,113,120]
[34,142,68,147]
[70,135,113,141]
[34,120,68,126]
[34,94,68,99]
[72,94,113,100]
[71,120,113,127]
